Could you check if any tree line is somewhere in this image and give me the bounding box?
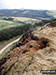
[0,24,33,41]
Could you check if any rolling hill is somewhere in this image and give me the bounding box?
[0,9,56,19]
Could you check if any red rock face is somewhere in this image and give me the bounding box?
[9,32,49,58]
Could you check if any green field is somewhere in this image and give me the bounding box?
[0,17,41,30]
[0,20,24,30]
[13,17,41,24]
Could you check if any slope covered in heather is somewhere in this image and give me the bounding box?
[0,22,56,75]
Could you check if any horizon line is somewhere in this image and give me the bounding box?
[0,8,55,11]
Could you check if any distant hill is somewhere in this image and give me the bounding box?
[0,9,56,20]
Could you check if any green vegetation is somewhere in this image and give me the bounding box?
[0,35,21,59]
[0,35,20,50]
[0,17,41,41]
[0,20,23,30]
[0,17,56,42]
[13,17,41,24]
[0,23,33,41]
[0,18,56,41]
[0,19,26,41]
[47,12,56,18]
[3,17,14,21]
[35,19,56,27]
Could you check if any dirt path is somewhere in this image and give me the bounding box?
[0,23,50,55]
[0,38,20,54]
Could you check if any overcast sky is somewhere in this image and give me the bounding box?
[0,0,56,10]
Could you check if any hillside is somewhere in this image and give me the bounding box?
[0,9,56,19]
[0,22,56,75]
